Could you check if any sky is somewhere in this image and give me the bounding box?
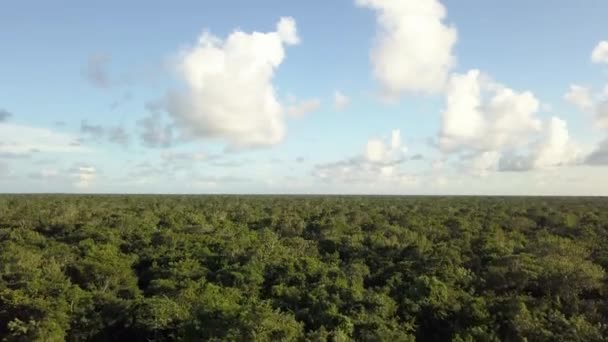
[1,0,608,195]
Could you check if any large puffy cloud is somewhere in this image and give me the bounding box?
[531,118,582,168]
[499,117,584,171]
[439,70,584,175]
[166,17,299,148]
[356,0,457,97]
[591,41,608,64]
[585,91,608,164]
[439,70,542,153]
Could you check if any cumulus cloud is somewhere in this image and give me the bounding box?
[564,84,593,112]
[532,118,584,168]
[71,166,97,189]
[586,97,608,164]
[165,17,300,148]
[334,91,350,111]
[563,43,608,129]
[591,41,608,64]
[438,70,585,175]
[0,109,12,122]
[439,69,542,153]
[463,151,501,177]
[364,130,406,164]
[499,117,584,171]
[563,83,608,129]
[313,129,413,184]
[287,98,321,118]
[84,54,112,88]
[356,0,457,97]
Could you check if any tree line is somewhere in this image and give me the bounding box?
[0,195,607,341]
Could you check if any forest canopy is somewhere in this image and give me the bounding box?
[0,195,607,341]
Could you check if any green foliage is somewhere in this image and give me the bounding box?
[0,195,607,341]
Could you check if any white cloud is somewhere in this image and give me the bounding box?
[356,0,457,97]
[286,98,321,118]
[73,166,96,189]
[500,117,585,171]
[276,17,300,44]
[591,41,608,64]
[562,83,608,129]
[532,117,579,168]
[466,151,501,177]
[0,123,87,154]
[334,91,350,111]
[313,129,412,185]
[438,70,586,176]
[166,17,299,148]
[439,69,542,153]
[364,129,406,164]
[564,84,593,112]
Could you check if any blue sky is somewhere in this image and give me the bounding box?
[1,0,608,194]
